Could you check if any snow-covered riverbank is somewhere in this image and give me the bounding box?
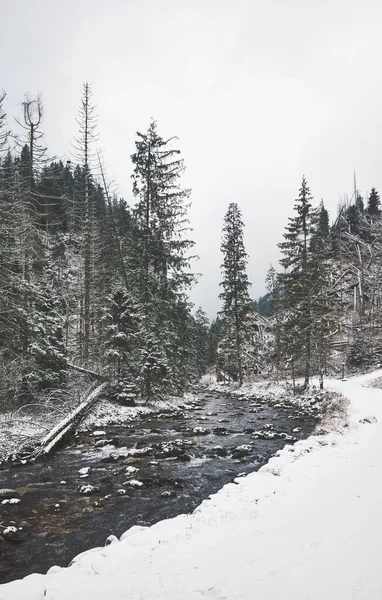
[2,371,382,600]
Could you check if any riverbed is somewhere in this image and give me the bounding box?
[0,389,320,584]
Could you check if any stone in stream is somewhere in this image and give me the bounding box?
[125,466,139,476]
[176,453,191,462]
[1,526,20,540]
[0,489,21,499]
[155,439,192,459]
[101,453,121,463]
[213,427,229,436]
[207,446,228,458]
[192,427,210,435]
[95,439,114,447]
[79,484,97,495]
[231,445,253,458]
[78,467,91,476]
[127,479,143,489]
[161,490,176,498]
[252,430,297,442]
[126,446,154,458]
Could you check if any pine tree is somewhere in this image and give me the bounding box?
[193,307,210,377]
[104,289,139,404]
[72,83,99,361]
[367,188,381,217]
[219,203,251,385]
[131,120,197,398]
[265,265,282,375]
[278,176,314,387]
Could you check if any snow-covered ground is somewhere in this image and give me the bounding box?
[2,371,382,600]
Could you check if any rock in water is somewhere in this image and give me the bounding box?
[0,489,21,499]
[231,445,253,458]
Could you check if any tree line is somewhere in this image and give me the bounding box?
[212,176,382,389]
[1,82,381,407]
[0,84,209,408]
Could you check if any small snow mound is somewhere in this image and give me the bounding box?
[120,525,148,541]
[360,415,378,424]
[47,566,62,575]
[105,534,118,546]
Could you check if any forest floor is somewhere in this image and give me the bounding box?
[2,369,381,599]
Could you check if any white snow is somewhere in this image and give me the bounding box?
[126,479,143,488]
[77,467,90,476]
[2,371,382,599]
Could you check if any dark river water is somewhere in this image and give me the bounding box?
[0,390,319,584]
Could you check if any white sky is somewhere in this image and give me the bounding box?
[2,0,382,318]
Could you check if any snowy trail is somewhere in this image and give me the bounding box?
[3,371,382,600]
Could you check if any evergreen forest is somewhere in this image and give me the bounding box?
[1,84,382,415]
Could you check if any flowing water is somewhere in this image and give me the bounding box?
[0,390,319,584]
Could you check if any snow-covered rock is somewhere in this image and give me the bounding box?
[78,484,97,495]
[78,467,90,476]
[231,444,253,458]
[127,479,143,488]
[125,466,139,476]
[0,489,20,499]
[192,427,210,435]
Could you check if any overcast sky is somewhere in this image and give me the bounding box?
[2,0,382,318]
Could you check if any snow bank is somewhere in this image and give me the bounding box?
[2,372,382,600]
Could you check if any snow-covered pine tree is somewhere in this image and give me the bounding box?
[219,203,252,386]
[367,188,381,218]
[193,307,210,378]
[104,288,139,404]
[130,120,197,398]
[265,264,283,376]
[309,201,338,387]
[278,176,314,387]
[72,83,99,362]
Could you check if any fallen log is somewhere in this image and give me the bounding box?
[9,381,109,462]
[67,363,107,379]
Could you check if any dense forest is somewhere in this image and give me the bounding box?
[0,84,210,410]
[1,83,382,414]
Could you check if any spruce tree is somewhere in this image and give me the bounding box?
[367,188,381,217]
[193,307,210,377]
[278,176,314,387]
[219,203,251,385]
[72,83,99,361]
[131,120,196,398]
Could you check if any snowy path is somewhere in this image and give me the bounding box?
[3,371,382,600]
